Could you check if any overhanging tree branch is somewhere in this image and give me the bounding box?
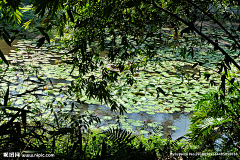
[144,0,240,71]
[186,0,240,49]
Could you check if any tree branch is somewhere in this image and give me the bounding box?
[186,0,240,49]
[148,0,240,71]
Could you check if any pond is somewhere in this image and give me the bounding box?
[1,26,240,140]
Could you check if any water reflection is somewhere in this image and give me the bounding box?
[85,104,192,140]
[1,38,193,140]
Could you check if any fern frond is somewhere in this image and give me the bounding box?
[103,127,136,147]
[197,117,232,130]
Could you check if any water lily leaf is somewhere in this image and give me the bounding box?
[119,119,126,122]
[108,124,118,129]
[147,123,158,128]
[131,121,142,126]
[184,108,192,113]
[120,122,129,126]
[15,100,23,105]
[100,126,109,131]
[126,109,133,113]
[168,126,179,130]
[122,125,133,130]
[146,111,155,115]
[172,108,181,111]
[154,132,163,136]
[126,119,135,123]
[103,116,112,120]
[138,108,146,112]
[63,107,72,111]
[139,130,149,134]
[131,109,139,113]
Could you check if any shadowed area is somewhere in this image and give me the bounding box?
[0,39,18,55]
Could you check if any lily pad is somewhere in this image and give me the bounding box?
[100,126,109,131]
[103,116,112,120]
[139,130,149,134]
[131,121,143,127]
[122,125,133,130]
[168,126,179,130]
[108,124,119,129]
[147,122,159,128]
[119,118,126,122]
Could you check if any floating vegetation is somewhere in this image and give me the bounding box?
[1,26,240,138]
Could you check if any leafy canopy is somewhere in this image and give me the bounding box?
[1,0,240,115]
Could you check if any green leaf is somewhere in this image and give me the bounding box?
[220,74,226,97]
[19,6,32,12]
[22,19,33,30]
[3,27,10,39]
[14,10,22,24]
[197,117,231,130]
[156,86,167,97]
[168,126,179,130]
[180,47,187,59]
[67,9,74,22]
[16,9,23,17]
[39,5,46,18]
[103,116,112,120]
[224,56,231,70]
[0,105,30,131]
[36,27,50,44]
[192,62,198,68]
[0,106,32,112]
[10,29,20,42]
[48,128,74,135]
[188,47,194,59]
[43,32,50,44]
[180,27,193,36]
[22,111,27,131]
[36,37,45,48]
[125,1,135,7]
[103,6,112,18]
[2,34,11,47]
[3,83,9,106]
[0,50,9,66]
[204,72,211,81]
